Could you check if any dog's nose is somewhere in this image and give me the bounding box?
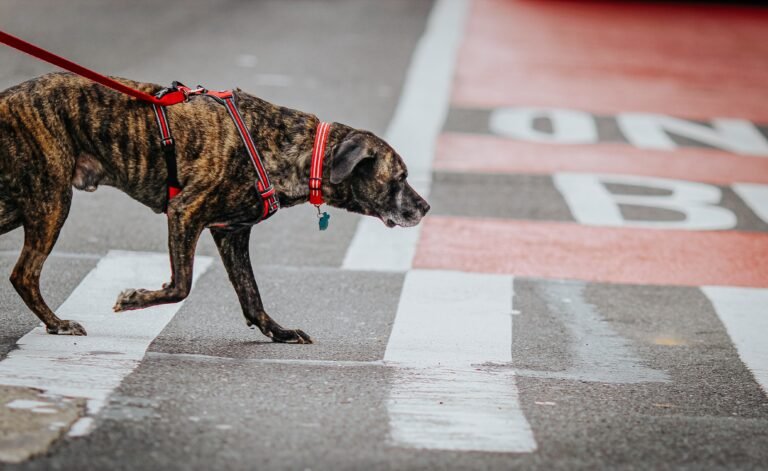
[421,201,431,214]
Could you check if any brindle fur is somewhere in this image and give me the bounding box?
[0,72,429,341]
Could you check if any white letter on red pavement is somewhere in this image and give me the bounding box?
[384,270,536,452]
[554,173,737,230]
[702,286,768,396]
[733,183,768,225]
[617,113,768,157]
[489,107,598,144]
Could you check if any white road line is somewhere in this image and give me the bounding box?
[0,250,212,437]
[702,286,768,395]
[342,0,469,272]
[342,0,536,452]
[515,280,669,384]
[147,351,383,368]
[733,183,768,225]
[384,270,537,453]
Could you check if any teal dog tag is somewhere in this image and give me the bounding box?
[318,212,330,231]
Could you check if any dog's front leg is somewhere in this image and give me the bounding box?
[113,202,203,312]
[211,227,312,344]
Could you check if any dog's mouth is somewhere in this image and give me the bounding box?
[380,215,422,228]
[377,214,399,227]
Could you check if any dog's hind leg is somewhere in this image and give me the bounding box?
[210,227,312,344]
[10,187,86,335]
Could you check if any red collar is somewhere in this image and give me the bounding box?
[309,121,332,206]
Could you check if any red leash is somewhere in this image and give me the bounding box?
[0,30,188,106]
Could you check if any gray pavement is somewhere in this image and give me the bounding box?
[1,1,768,470]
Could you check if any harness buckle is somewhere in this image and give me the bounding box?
[161,137,175,147]
[182,86,207,100]
[155,87,174,100]
[308,177,322,190]
[260,185,276,199]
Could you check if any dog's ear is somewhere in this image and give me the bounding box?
[330,133,373,184]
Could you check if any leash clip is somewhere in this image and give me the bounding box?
[183,86,207,100]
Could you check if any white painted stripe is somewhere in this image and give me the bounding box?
[342,0,469,272]
[384,270,536,452]
[702,286,768,395]
[0,250,212,436]
[732,183,768,225]
[147,351,383,368]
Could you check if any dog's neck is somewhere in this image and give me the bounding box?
[271,120,352,209]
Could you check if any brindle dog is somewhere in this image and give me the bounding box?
[0,72,429,343]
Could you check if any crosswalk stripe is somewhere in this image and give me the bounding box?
[342,0,469,272]
[702,286,768,395]
[384,270,536,452]
[0,250,212,437]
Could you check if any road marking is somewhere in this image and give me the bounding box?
[515,280,668,384]
[554,173,737,231]
[339,0,535,451]
[0,250,212,438]
[384,270,536,453]
[702,286,768,395]
[733,183,768,224]
[414,216,768,288]
[342,0,469,272]
[616,114,768,157]
[147,352,383,368]
[434,133,768,185]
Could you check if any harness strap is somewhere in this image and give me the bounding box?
[204,90,279,221]
[150,83,207,210]
[151,103,180,208]
[150,86,278,219]
[310,122,332,206]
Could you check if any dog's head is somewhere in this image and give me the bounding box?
[327,130,430,227]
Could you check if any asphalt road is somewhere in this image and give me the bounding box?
[1,1,768,470]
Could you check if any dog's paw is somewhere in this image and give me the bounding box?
[269,328,313,344]
[47,320,87,336]
[113,288,150,312]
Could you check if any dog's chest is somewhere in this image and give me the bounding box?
[206,200,268,230]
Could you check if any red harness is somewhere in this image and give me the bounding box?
[151,83,278,220]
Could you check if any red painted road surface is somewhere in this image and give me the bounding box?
[417,0,768,288]
[415,217,768,287]
[452,0,768,121]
